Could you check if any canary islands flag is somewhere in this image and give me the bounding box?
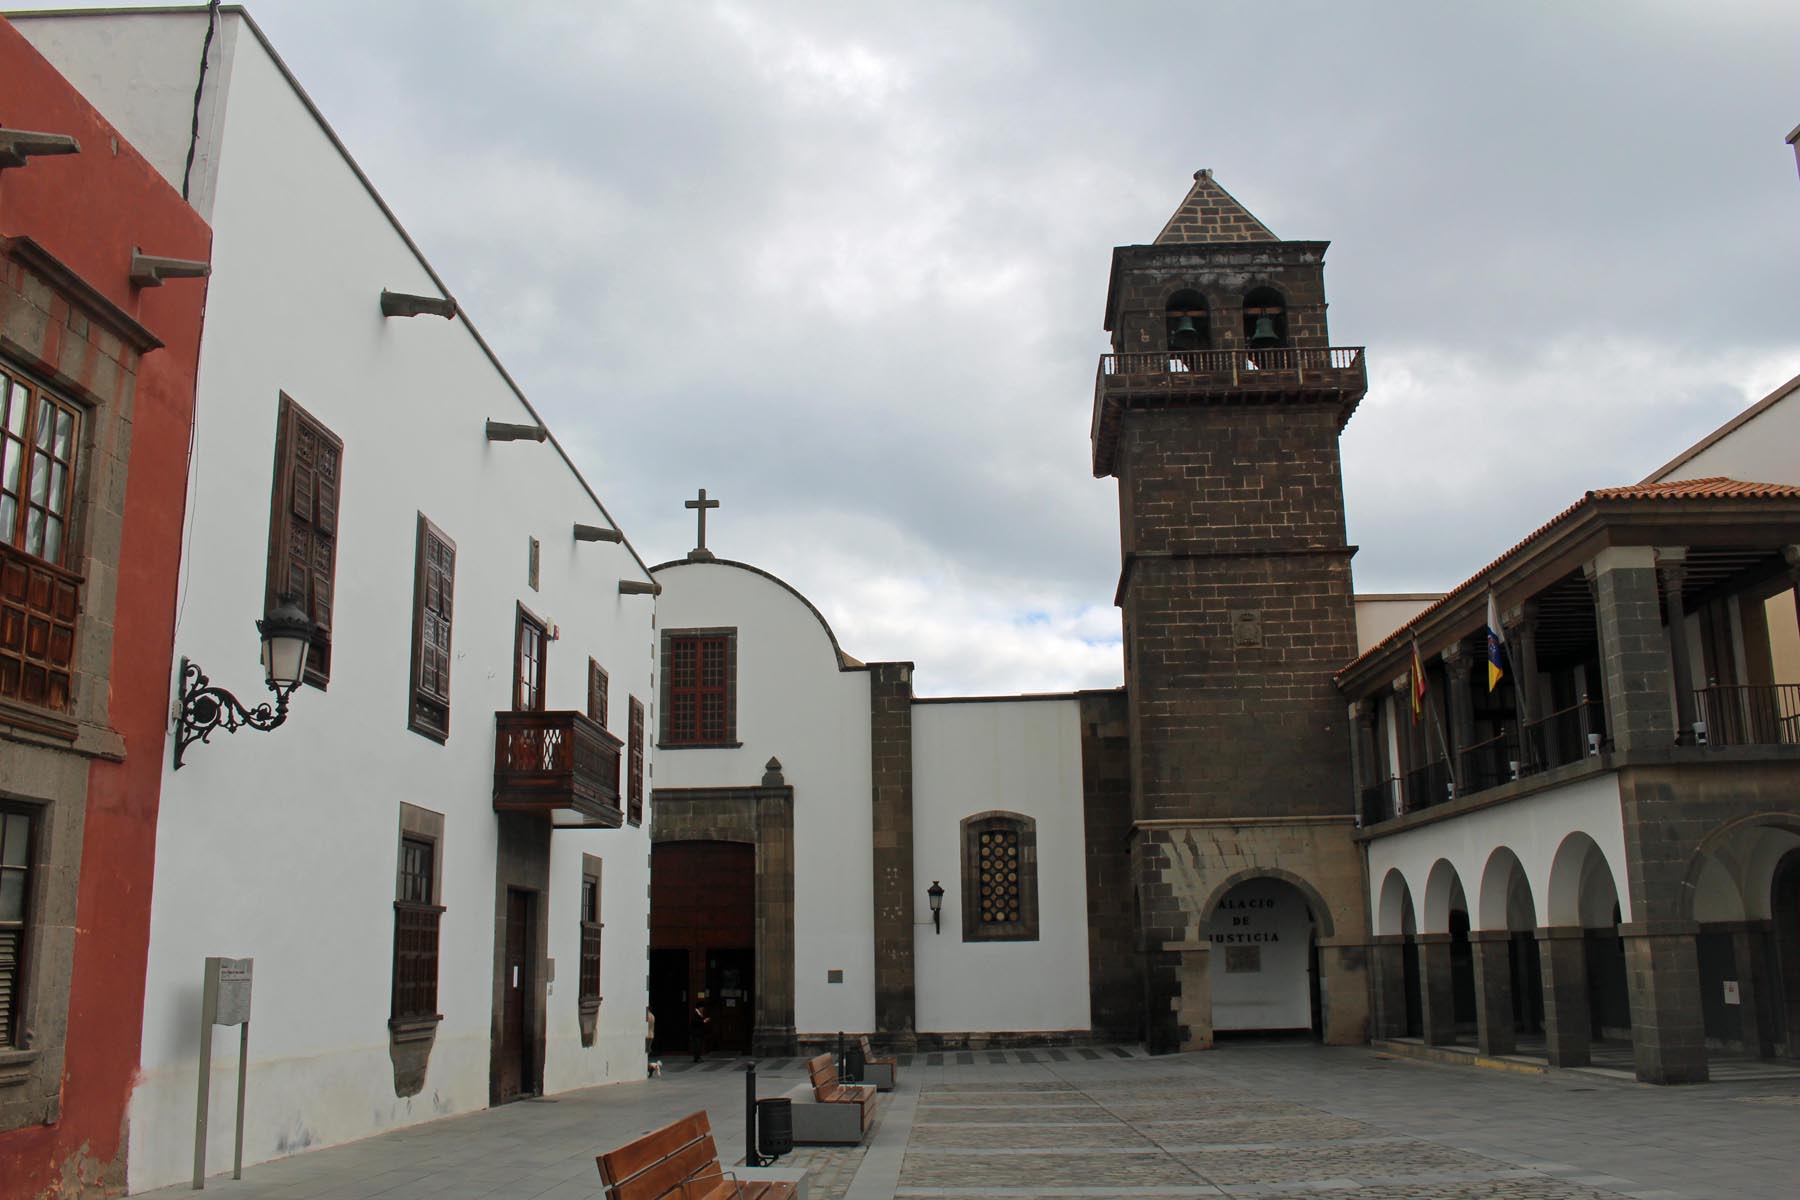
[1486,592,1505,693]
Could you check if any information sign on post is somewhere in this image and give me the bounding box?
[194,956,253,1189]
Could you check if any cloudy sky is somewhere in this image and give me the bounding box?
[35,0,1800,695]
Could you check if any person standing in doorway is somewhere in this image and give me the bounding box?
[645,1007,658,1077]
[689,994,710,1062]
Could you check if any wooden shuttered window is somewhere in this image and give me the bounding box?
[267,395,343,689]
[662,631,735,746]
[0,807,34,1048]
[408,516,456,741]
[579,870,602,1008]
[391,835,443,1023]
[587,658,608,729]
[627,697,645,826]
[0,367,82,712]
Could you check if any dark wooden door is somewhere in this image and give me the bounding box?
[648,948,688,1054]
[500,888,534,1100]
[650,842,755,1055]
[707,948,755,1053]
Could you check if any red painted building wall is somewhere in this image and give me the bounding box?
[0,16,210,1196]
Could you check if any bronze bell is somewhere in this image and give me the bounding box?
[1248,315,1280,346]
[1169,315,1200,347]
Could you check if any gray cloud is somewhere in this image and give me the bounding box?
[29,0,1800,692]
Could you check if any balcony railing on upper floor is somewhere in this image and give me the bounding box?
[493,709,624,827]
[1521,697,1607,772]
[1097,346,1366,390]
[1694,684,1800,748]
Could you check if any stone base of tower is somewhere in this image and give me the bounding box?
[1133,816,1369,1053]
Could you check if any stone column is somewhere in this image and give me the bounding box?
[1416,932,1458,1045]
[1470,930,1516,1056]
[1348,700,1378,821]
[1730,923,1772,1057]
[1441,642,1474,794]
[1391,675,1416,811]
[1658,551,1698,742]
[1586,546,1677,753]
[1503,603,1542,767]
[753,760,797,1056]
[1537,925,1591,1067]
[1317,940,1372,1046]
[1369,934,1409,1039]
[1621,922,1708,1083]
[868,662,917,1041]
[1168,939,1214,1051]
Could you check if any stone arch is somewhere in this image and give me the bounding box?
[1376,867,1414,937]
[1421,858,1467,935]
[1546,831,1620,928]
[1691,854,1746,922]
[1476,846,1535,932]
[1680,813,1800,922]
[1199,866,1336,939]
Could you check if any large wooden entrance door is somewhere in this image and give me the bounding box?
[499,888,535,1100]
[651,841,754,1055]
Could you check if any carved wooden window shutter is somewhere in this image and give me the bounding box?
[408,515,456,741]
[267,394,344,689]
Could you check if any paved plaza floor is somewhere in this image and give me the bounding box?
[150,1043,1799,1199]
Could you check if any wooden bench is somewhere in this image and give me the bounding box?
[857,1036,898,1092]
[597,1110,798,1200]
[783,1052,876,1144]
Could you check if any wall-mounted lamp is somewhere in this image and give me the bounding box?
[927,880,945,934]
[174,598,316,769]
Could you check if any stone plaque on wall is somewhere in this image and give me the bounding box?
[1231,609,1262,647]
[1224,945,1261,974]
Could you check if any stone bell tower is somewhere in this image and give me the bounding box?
[1092,171,1371,1052]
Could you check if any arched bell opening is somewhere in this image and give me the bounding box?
[1165,288,1209,355]
[1242,285,1287,349]
[1202,876,1322,1039]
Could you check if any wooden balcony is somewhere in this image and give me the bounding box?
[1090,346,1367,476]
[493,710,624,827]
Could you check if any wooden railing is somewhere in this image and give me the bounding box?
[1694,684,1800,748]
[1458,728,1520,795]
[1402,759,1454,814]
[493,709,624,826]
[1522,697,1606,771]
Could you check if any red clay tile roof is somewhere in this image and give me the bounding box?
[1339,477,1800,677]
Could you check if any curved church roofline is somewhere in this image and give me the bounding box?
[649,557,866,672]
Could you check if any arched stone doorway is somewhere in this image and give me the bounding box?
[1201,876,1322,1037]
[1420,859,1477,1045]
[1474,846,1542,1055]
[1685,815,1800,1059]
[1371,868,1422,1040]
[1543,831,1628,1066]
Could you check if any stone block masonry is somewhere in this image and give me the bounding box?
[868,662,916,1041]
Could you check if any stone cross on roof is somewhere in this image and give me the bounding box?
[685,487,719,562]
[1154,169,1278,245]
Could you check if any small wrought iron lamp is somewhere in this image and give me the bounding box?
[927,880,945,934]
[174,597,316,769]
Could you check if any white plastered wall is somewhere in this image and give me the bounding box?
[650,561,875,1036]
[22,14,656,1191]
[1364,772,1630,935]
[911,698,1091,1033]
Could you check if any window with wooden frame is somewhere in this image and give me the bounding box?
[0,366,83,712]
[391,832,444,1025]
[0,805,33,1048]
[587,658,608,729]
[266,394,343,689]
[514,606,547,712]
[659,629,737,747]
[407,515,456,742]
[627,696,645,826]
[579,860,602,1010]
[959,811,1040,942]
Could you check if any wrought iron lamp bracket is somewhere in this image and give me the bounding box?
[173,657,292,770]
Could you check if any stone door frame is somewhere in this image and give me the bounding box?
[650,766,795,1055]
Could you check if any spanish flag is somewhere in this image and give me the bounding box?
[1486,592,1505,693]
[1410,640,1427,724]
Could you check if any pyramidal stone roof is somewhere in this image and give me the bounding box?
[1154,169,1278,244]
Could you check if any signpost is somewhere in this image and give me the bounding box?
[193,956,252,1189]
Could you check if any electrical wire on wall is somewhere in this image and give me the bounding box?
[173,0,222,646]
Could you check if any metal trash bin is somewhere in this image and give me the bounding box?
[757,1097,793,1157]
[841,1043,866,1083]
